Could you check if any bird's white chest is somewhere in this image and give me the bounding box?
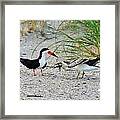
[77,64,98,71]
[39,56,46,68]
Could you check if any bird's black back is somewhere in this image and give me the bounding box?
[20,58,40,69]
[84,57,100,66]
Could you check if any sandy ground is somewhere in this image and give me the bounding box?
[20,32,100,100]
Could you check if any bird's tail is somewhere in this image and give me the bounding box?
[95,57,100,64]
[20,58,25,65]
[96,57,100,61]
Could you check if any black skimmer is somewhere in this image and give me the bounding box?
[75,57,100,78]
[20,48,58,76]
[63,57,100,78]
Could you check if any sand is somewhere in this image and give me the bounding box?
[20,31,100,100]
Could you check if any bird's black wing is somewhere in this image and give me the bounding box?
[84,57,100,66]
[20,58,39,69]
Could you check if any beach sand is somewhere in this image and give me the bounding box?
[20,32,100,100]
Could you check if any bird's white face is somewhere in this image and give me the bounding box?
[42,50,49,58]
[39,50,58,68]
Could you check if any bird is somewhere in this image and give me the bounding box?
[63,57,100,79]
[75,57,100,79]
[20,48,58,76]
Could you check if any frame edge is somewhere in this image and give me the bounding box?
[0,0,120,120]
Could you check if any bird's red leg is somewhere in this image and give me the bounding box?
[33,69,36,76]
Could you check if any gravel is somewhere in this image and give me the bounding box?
[20,32,100,100]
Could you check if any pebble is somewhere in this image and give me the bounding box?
[20,30,100,100]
